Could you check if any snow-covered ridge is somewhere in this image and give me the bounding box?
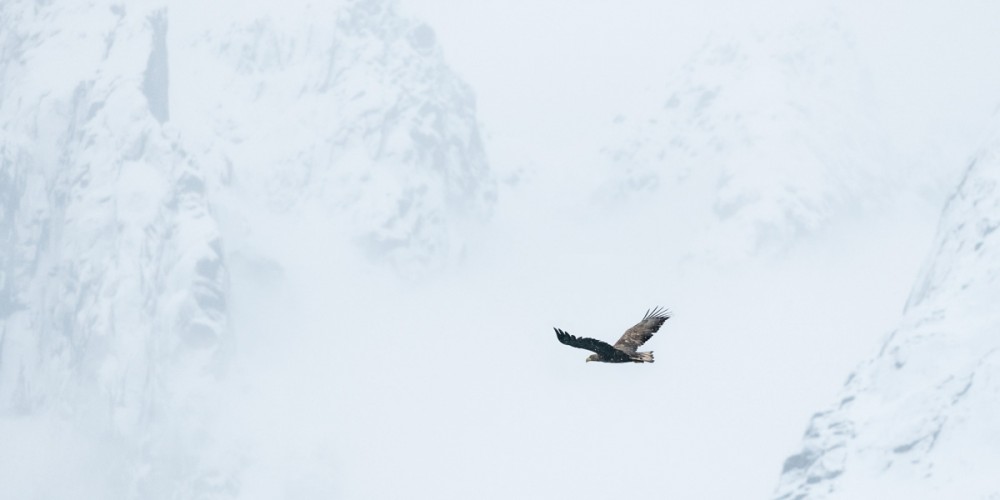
[170,0,495,269]
[0,2,233,495]
[1,0,493,496]
[774,135,1000,499]
[600,13,896,257]
[0,0,226,426]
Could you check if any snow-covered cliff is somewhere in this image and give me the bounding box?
[774,135,1000,499]
[0,2,230,495]
[0,0,492,496]
[599,13,901,257]
[169,0,494,269]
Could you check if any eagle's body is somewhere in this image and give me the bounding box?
[554,307,670,363]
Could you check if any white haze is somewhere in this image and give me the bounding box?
[3,0,1000,499]
[187,174,939,499]
[402,0,1000,187]
[224,188,938,499]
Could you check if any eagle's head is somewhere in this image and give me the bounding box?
[585,354,599,363]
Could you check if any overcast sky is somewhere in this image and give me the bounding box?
[401,0,1000,181]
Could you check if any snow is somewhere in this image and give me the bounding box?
[774,140,1000,499]
[3,0,1000,498]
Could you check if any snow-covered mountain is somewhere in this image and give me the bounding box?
[0,0,492,496]
[599,12,905,258]
[0,2,231,495]
[169,0,494,269]
[6,0,998,498]
[0,0,230,442]
[774,133,1000,499]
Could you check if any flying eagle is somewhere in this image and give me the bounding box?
[554,307,670,363]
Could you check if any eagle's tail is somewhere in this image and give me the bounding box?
[633,351,654,363]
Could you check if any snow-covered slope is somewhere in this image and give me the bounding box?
[0,2,230,495]
[600,13,902,257]
[774,135,1000,499]
[0,0,492,497]
[170,0,494,270]
[0,0,229,438]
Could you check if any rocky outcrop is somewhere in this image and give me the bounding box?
[775,136,1000,499]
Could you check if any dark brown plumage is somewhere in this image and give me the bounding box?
[554,307,671,363]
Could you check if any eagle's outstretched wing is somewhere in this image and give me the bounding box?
[555,328,620,358]
[613,307,671,353]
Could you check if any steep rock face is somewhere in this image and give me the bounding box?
[0,1,230,496]
[0,0,227,431]
[1,0,492,496]
[774,138,1000,499]
[601,14,895,256]
[169,0,494,270]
